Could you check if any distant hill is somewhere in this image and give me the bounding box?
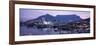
[55,14,81,23]
[37,14,55,21]
[24,14,82,25]
[83,18,90,22]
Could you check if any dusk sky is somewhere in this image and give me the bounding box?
[20,8,90,22]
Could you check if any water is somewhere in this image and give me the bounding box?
[20,26,90,36]
[20,26,58,36]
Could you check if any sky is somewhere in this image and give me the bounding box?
[20,8,90,22]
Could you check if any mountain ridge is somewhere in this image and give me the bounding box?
[24,14,82,25]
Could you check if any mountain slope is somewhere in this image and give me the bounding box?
[24,14,82,25]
